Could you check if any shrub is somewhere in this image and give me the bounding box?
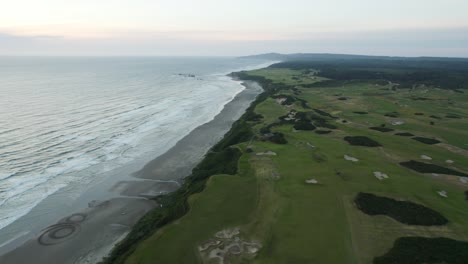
[321,123,338,129]
[412,137,440,145]
[353,111,368,115]
[344,136,382,147]
[315,130,332,134]
[394,132,414,137]
[212,120,253,151]
[446,114,461,119]
[400,160,468,176]
[245,112,263,121]
[269,132,288,144]
[313,108,335,118]
[370,127,394,132]
[384,112,399,117]
[355,192,448,226]
[374,237,468,264]
[294,121,316,131]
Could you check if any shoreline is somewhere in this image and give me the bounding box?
[100,72,273,263]
[0,77,264,264]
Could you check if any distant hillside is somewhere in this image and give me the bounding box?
[240,53,468,64]
[240,53,468,89]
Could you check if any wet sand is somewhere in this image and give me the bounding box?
[0,81,262,264]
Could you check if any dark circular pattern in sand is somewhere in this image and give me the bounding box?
[64,213,87,223]
[37,213,87,246]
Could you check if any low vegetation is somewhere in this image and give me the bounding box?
[355,192,448,226]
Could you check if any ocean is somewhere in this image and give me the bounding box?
[0,56,270,240]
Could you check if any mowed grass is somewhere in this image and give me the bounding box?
[125,69,468,264]
[247,68,327,86]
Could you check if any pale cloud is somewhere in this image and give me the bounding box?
[0,0,467,56]
[1,27,467,57]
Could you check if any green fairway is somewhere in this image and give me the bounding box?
[124,67,468,264]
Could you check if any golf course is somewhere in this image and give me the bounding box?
[104,57,468,264]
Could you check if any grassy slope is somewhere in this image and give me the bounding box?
[125,68,468,264]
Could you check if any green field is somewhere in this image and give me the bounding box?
[124,67,468,264]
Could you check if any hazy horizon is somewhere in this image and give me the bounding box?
[1,0,468,57]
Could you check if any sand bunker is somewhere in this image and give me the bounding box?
[374,171,389,180]
[305,179,319,184]
[446,160,454,164]
[256,151,277,156]
[199,227,261,264]
[390,120,405,125]
[283,111,297,121]
[460,177,468,184]
[437,190,448,198]
[344,155,359,162]
[420,155,432,160]
[275,97,287,105]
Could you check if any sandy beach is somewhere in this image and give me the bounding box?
[0,80,262,264]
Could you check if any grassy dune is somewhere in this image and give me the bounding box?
[123,67,468,264]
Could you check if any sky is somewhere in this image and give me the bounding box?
[0,0,468,57]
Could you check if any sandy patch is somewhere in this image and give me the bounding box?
[305,179,319,184]
[199,227,261,264]
[420,155,432,160]
[256,151,277,156]
[390,120,405,125]
[374,171,389,180]
[275,97,287,105]
[283,111,297,121]
[446,160,455,164]
[437,190,448,198]
[344,155,359,162]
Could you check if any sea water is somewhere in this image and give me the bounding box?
[0,56,270,235]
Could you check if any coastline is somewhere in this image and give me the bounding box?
[0,77,264,264]
[100,72,274,263]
